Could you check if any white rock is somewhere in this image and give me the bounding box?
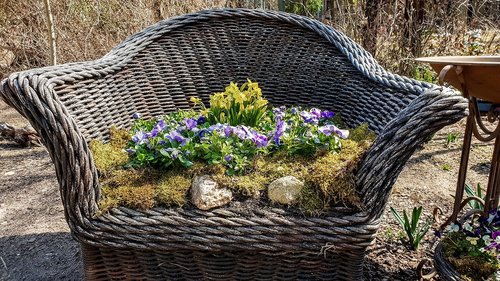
[268,176,304,205]
[191,175,233,210]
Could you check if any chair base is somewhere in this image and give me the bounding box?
[81,243,366,280]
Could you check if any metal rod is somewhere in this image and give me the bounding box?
[485,136,500,213]
[440,110,474,229]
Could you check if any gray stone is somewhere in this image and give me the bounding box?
[191,175,233,210]
[267,176,304,204]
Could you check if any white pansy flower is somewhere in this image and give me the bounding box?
[446,224,460,232]
[482,235,493,244]
[466,237,478,245]
[463,222,473,232]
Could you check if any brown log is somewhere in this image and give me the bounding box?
[0,122,41,147]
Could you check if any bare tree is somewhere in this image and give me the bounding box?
[43,0,57,65]
[363,0,381,56]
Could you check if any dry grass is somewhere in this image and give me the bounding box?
[0,0,498,80]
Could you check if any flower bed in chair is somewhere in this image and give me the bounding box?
[0,8,468,281]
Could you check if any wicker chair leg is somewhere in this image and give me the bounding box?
[335,249,366,281]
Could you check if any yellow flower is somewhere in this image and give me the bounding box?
[255,99,268,108]
[210,92,226,108]
[190,96,201,105]
[226,82,239,95]
[233,91,247,104]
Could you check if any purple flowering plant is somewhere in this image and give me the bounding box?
[125,82,348,175]
[438,208,500,276]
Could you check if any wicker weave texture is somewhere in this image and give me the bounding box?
[434,243,465,281]
[0,8,468,281]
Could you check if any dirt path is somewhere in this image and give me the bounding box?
[0,99,492,280]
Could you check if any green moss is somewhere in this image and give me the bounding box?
[90,139,128,174]
[156,172,191,206]
[99,184,156,212]
[298,184,327,215]
[109,125,131,148]
[348,123,376,144]
[90,126,130,175]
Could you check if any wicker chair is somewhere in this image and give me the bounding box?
[1,8,467,281]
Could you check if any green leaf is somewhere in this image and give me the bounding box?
[390,207,405,227]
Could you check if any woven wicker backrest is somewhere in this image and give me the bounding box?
[54,9,431,142]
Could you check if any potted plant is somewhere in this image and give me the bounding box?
[91,80,373,215]
[435,209,500,281]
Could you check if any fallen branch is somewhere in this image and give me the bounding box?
[0,122,41,147]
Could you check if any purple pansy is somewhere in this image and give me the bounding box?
[232,126,247,139]
[318,125,349,139]
[149,120,167,138]
[310,108,322,119]
[273,120,287,145]
[131,130,148,144]
[197,116,207,124]
[125,148,135,154]
[223,125,233,137]
[224,154,233,162]
[183,118,198,131]
[252,132,269,148]
[166,131,187,146]
[132,112,141,119]
[300,111,318,124]
[321,110,335,119]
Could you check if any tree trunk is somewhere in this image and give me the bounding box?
[363,0,380,56]
[43,0,56,65]
[403,0,425,57]
[467,0,475,25]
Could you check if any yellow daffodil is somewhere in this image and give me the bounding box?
[190,96,201,105]
[233,91,247,105]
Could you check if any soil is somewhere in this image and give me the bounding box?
[0,99,493,281]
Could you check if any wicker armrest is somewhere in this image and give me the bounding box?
[357,86,468,219]
[1,63,105,226]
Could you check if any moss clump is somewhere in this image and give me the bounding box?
[306,140,365,209]
[442,232,498,281]
[109,125,131,148]
[156,172,191,206]
[298,184,327,215]
[99,185,156,212]
[348,123,376,146]
[90,126,130,174]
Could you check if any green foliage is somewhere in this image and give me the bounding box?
[412,64,437,83]
[446,132,458,146]
[203,80,268,127]
[442,164,452,171]
[390,206,430,250]
[284,0,323,16]
[465,183,485,210]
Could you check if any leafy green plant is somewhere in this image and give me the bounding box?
[465,183,485,210]
[442,164,452,171]
[412,64,437,83]
[446,132,458,146]
[390,206,431,250]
